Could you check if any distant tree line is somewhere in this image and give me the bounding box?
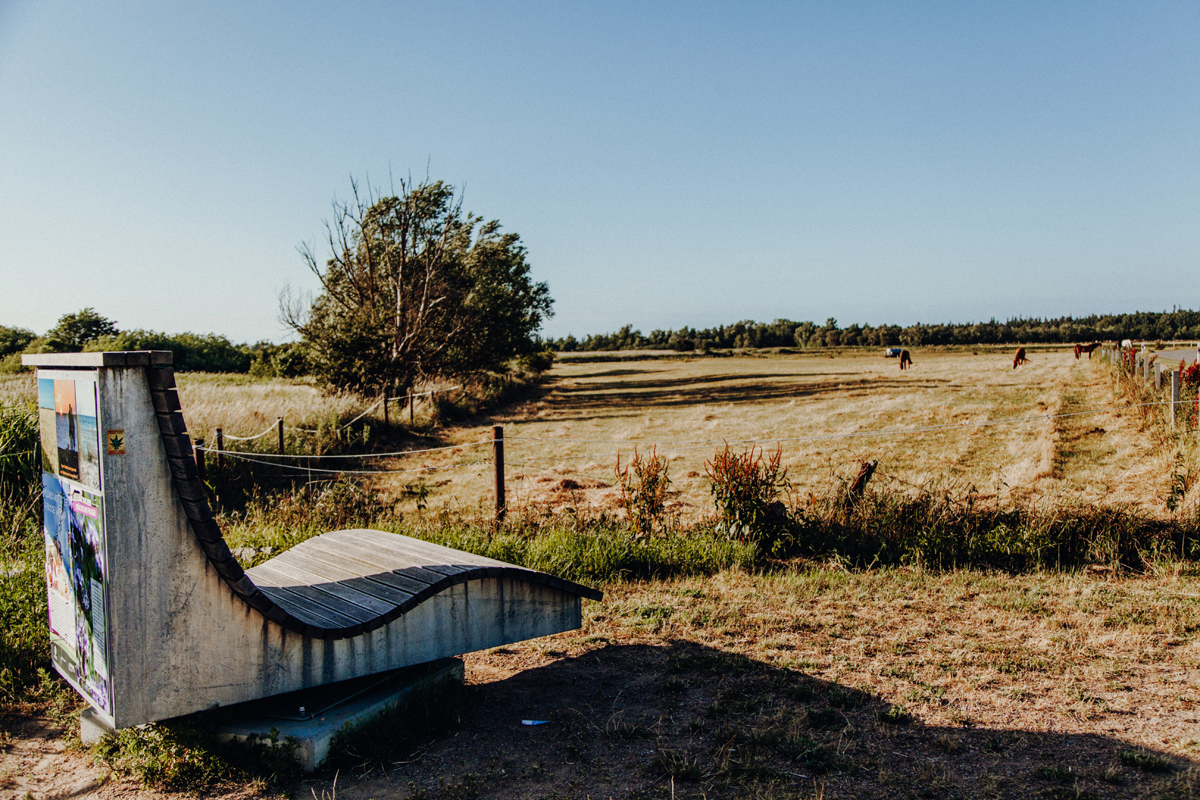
[542,310,1200,353]
[0,308,308,376]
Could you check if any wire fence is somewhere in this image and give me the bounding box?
[194,399,1174,478]
[221,385,465,436]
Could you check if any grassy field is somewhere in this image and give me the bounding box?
[342,348,1190,522]
[6,348,1182,522]
[4,348,1200,798]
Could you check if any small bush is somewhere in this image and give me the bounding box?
[876,704,912,725]
[615,446,672,538]
[0,353,29,374]
[516,348,555,374]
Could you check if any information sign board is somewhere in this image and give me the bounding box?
[37,370,112,717]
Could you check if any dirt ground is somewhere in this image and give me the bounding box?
[5,568,1199,800]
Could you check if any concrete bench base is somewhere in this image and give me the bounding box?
[217,657,464,772]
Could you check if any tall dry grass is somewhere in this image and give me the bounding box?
[366,349,1193,521]
[175,373,466,448]
[0,373,35,406]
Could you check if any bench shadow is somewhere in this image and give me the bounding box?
[372,640,1197,799]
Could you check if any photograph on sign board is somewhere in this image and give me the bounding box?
[53,379,80,481]
[42,474,74,648]
[37,378,58,475]
[76,379,101,491]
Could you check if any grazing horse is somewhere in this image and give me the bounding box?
[899,350,913,370]
[1074,342,1101,360]
[1013,347,1029,369]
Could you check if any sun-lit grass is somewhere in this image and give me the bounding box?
[0,373,35,406]
[366,349,1191,523]
[175,373,376,446]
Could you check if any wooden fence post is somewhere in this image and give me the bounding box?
[215,428,223,469]
[383,392,389,426]
[1171,370,1180,430]
[410,392,415,426]
[277,417,284,454]
[194,437,206,485]
[493,425,506,521]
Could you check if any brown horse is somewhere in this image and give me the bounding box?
[1013,347,1029,369]
[899,350,913,370]
[1074,342,1100,360]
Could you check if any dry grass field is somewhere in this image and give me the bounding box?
[361,348,1186,521]
[5,349,1200,800]
[5,349,1186,519]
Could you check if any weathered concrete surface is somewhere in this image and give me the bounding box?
[217,657,465,771]
[27,355,595,729]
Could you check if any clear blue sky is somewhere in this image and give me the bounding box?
[1,1,1196,343]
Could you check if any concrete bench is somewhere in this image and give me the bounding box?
[24,351,601,732]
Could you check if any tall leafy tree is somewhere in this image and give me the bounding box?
[283,179,552,393]
[0,325,35,358]
[42,308,118,351]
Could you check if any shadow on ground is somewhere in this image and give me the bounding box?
[319,641,1197,800]
[539,375,952,419]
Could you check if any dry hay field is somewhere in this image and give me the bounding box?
[372,348,1181,520]
[5,351,1200,800]
[3,347,1171,520]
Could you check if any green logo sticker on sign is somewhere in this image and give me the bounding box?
[106,430,125,455]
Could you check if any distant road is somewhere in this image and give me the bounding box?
[1152,348,1199,365]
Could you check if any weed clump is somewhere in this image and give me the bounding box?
[705,445,790,553]
[93,718,301,791]
[615,446,672,538]
[792,474,1200,572]
[0,399,59,705]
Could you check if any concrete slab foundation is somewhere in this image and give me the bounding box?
[217,657,465,771]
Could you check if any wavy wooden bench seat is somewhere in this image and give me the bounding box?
[244,530,601,639]
[25,351,601,731]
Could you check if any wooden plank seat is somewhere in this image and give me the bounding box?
[244,530,602,640]
[24,351,601,731]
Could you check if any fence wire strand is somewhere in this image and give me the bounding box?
[199,438,491,460]
[194,447,488,475]
[220,422,278,441]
